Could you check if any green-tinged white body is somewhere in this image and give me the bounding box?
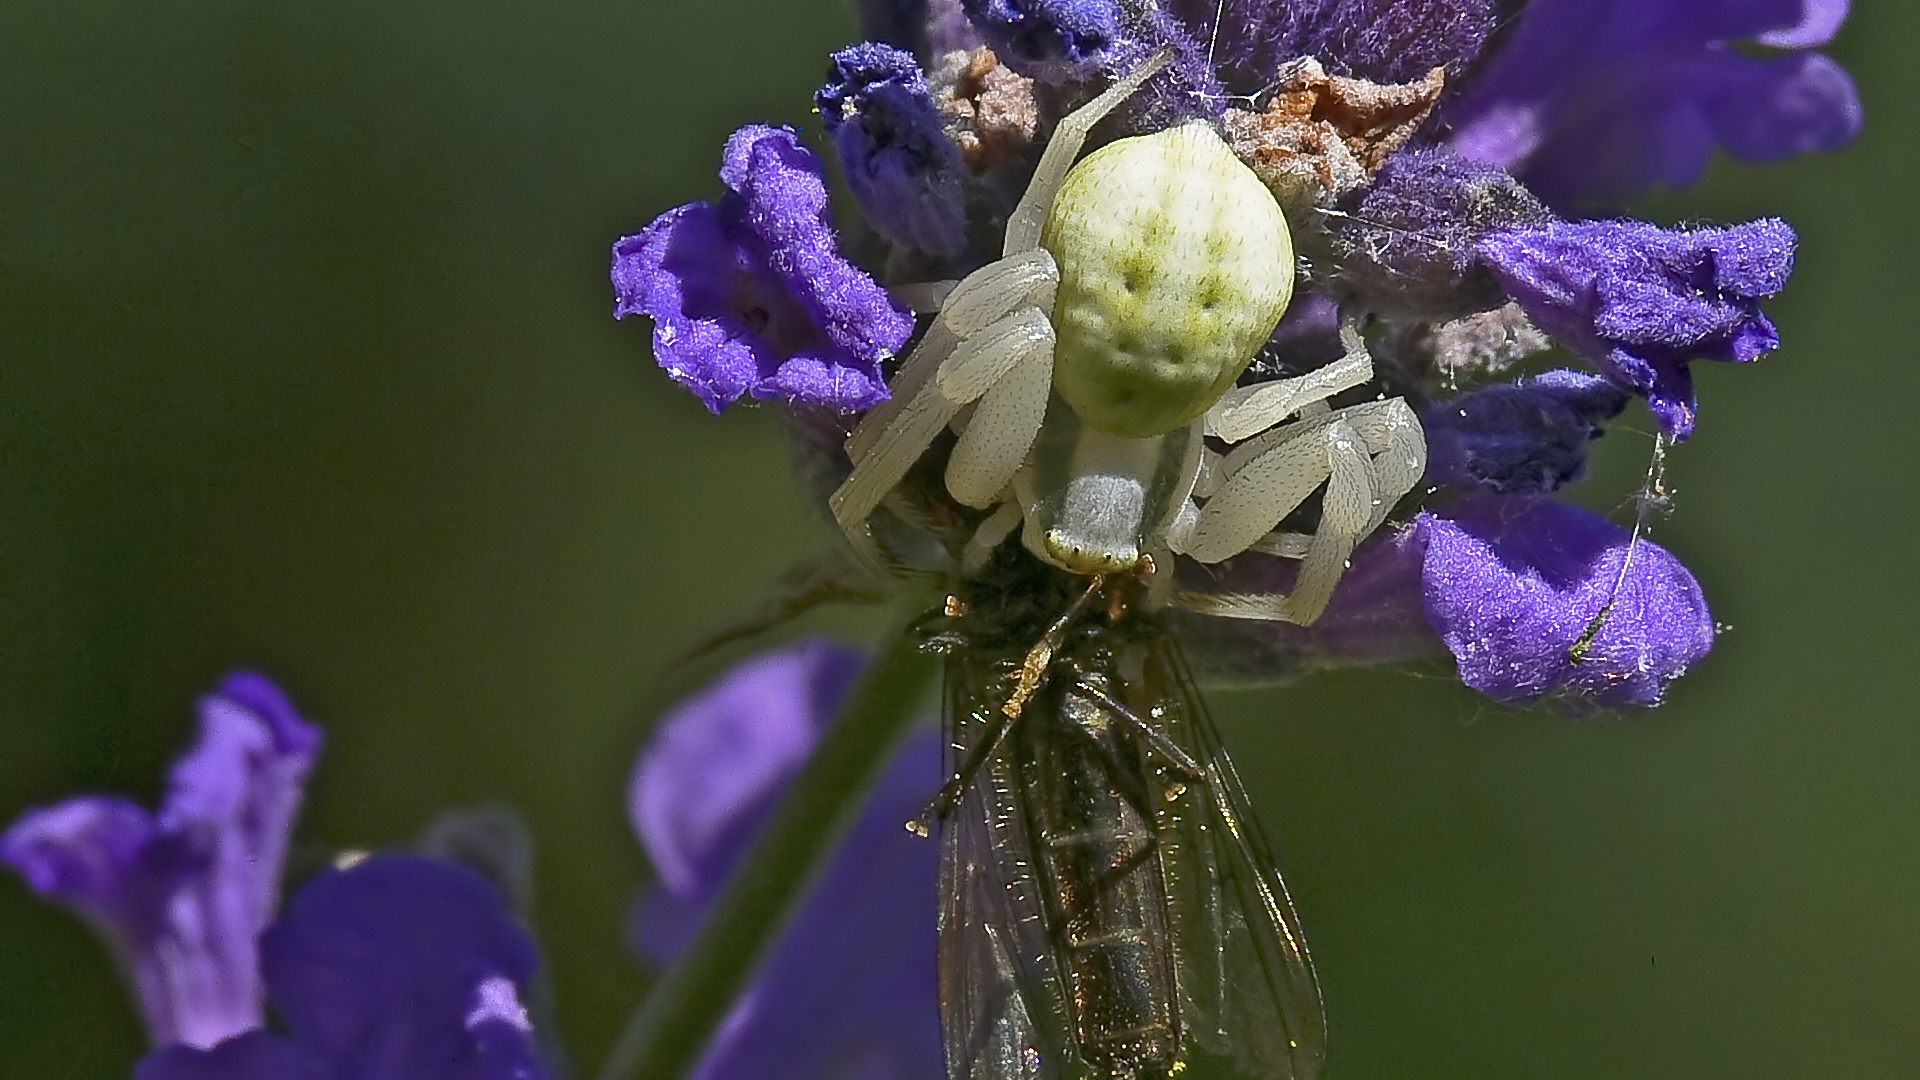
[1043,122,1296,441]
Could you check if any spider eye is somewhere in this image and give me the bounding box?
[1043,121,1294,439]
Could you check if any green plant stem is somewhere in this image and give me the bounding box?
[595,613,937,1080]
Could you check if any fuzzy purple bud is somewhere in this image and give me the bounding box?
[1424,369,1631,496]
[1183,0,1501,93]
[1330,149,1551,320]
[961,0,1122,82]
[1479,217,1795,440]
[819,43,971,258]
[1413,496,1715,708]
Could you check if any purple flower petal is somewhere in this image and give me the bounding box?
[1412,497,1715,708]
[1479,218,1795,440]
[1445,0,1861,205]
[1756,0,1848,48]
[628,641,942,1080]
[818,43,970,259]
[1,673,320,1050]
[1423,369,1630,496]
[612,126,910,414]
[259,855,548,1080]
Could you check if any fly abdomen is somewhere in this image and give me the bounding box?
[1021,674,1181,1078]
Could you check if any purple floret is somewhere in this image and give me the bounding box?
[1412,496,1715,708]
[1,673,320,1051]
[1479,217,1795,440]
[1423,369,1631,496]
[819,43,970,258]
[612,125,911,414]
[629,640,942,1080]
[1445,0,1862,206]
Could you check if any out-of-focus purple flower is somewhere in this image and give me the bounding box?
[1411,496,1716,708]
[1423,370,1631,496]
[1479,217,1796,440]
[1186,0,1502,92]
[629,640,942,1080]
[1329,149,1551,320]
[1,673,319,1051]
[818,43,971,259]
[4,675,552,1079]
[136,855,549,1080]
[1445,0,1862,206]
[612,125,912,413]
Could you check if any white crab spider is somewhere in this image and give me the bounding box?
[829,52,1425,624]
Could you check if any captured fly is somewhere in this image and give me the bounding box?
[918,556,1326,1080]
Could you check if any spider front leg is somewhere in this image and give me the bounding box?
[828,49,1174,555]
[828,251,1059,547]
[1175,397,1425,622]
[1203,324,1373,443]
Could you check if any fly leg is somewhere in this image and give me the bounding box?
[1071,682,1206,786]
[909,575,1108,836]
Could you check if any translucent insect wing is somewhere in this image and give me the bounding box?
[938,619,1327,1080]
[938,649,1080,1080]
[1146,630,1328,1080]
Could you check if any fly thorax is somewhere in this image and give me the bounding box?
[1017,395,1201,573]
[1040,120,1295,439]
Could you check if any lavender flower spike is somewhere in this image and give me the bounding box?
[612,125,912,414]
[630,640,942,1080]
[1480,217,1795,441]
[1412,497,1716,708]
[1,673,319,1051]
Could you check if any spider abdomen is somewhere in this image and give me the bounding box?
[1042,121,1295,440]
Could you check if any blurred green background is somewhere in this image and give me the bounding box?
[1,2,1910,1077]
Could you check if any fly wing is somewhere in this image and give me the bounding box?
[1145,629,1328,1080]
[938,650,1081,1080]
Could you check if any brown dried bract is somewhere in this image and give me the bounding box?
[1223,59,1446,212]
[931,47,1039,173]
